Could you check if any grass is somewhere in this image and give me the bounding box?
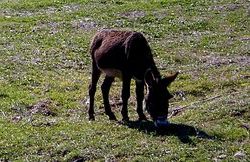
[0,0,249,161]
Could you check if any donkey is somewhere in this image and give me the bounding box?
[88,29,178,123]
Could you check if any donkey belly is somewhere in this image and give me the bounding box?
[101,68,143,82]
[101,68,123,79]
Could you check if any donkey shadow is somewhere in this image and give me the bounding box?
[121,120,215,144]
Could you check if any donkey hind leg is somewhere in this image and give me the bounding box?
[88,63,101,121]
[121,76,131,122]
[136,81,147,121]
[101,76,117,120]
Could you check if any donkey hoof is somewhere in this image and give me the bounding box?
[108,114,117,121]
[122,117,130,122]
[138,115,147,121]
[89,116,95,121]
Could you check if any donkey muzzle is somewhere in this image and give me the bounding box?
[154,116,169,127]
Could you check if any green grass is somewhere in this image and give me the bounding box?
[0,0,249,161]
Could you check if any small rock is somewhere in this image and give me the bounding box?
[241,123,250,130]
[234,151,246,159]
[217,154,227,159]
[84,98,90,106]
[12,115,22,123]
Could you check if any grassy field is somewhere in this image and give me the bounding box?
[0,0,249,161]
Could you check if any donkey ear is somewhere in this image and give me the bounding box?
[162,72,179,86]
[144,69,156,87]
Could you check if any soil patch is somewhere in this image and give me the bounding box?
[72,18,98,30]
[209,3,245,12]
[201,55,250,67]
[27,99,56,116]
[119,10,146,20]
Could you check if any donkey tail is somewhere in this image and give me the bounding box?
[90,32,103,57]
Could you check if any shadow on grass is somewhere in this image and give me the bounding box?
[122,120,215,144]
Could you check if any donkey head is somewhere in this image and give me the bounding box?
[144,70,178,121]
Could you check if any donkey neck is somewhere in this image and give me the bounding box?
[133,65,161,82]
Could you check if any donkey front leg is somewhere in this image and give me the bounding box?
[136,81,147,121]
[121,76,131,121]
[101,76,117,120]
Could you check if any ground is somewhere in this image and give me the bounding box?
[0,0,249,161]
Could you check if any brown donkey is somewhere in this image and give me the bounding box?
[88,29,178,123]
